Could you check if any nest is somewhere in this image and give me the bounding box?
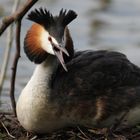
[0,112,140,140]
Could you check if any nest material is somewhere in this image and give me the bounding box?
[0,112,140,140]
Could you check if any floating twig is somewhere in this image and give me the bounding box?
[0,0,20,95]
[77,126,90,140]
[0,0,39,36]
[30,135,38,140]
[4,0,39,116]
[0,121,15,139]
[10,20,21,116]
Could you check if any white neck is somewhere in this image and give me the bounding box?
[16,55,62,133]
[24,55,57,95]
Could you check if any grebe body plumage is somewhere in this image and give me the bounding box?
[16,8,140,133]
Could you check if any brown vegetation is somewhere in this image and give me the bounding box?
[0,113,140,140]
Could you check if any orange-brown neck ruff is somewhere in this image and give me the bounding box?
[24,23,48,64]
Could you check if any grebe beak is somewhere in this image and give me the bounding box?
[51,41,69,71]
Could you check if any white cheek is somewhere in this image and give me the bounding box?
[40,30,58,55]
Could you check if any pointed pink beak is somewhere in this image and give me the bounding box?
[50,39,69,71]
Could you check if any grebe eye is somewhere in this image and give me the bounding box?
[48,36,52,42]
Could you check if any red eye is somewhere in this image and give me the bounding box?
[48,36,52,42]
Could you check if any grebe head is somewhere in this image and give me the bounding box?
[24,8,77,71]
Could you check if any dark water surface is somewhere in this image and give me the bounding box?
[0,0,140,110]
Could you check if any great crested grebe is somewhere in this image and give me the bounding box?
[17,8,140,133]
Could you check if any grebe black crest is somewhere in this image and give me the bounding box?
[16,8,140,134]
[27,8,77,29]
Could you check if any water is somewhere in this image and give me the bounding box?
[0,0,140,111]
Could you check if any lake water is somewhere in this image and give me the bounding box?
[1,0,140,111]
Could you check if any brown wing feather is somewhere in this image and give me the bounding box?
[50,50,140,125]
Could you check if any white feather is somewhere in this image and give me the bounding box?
[40,29,59,55]
[16,56,70,133]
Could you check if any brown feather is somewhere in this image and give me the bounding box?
[24,23,48,64]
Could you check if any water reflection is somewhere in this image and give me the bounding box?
[89,0,140,54]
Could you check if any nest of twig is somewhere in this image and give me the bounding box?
[0,113,140,140]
